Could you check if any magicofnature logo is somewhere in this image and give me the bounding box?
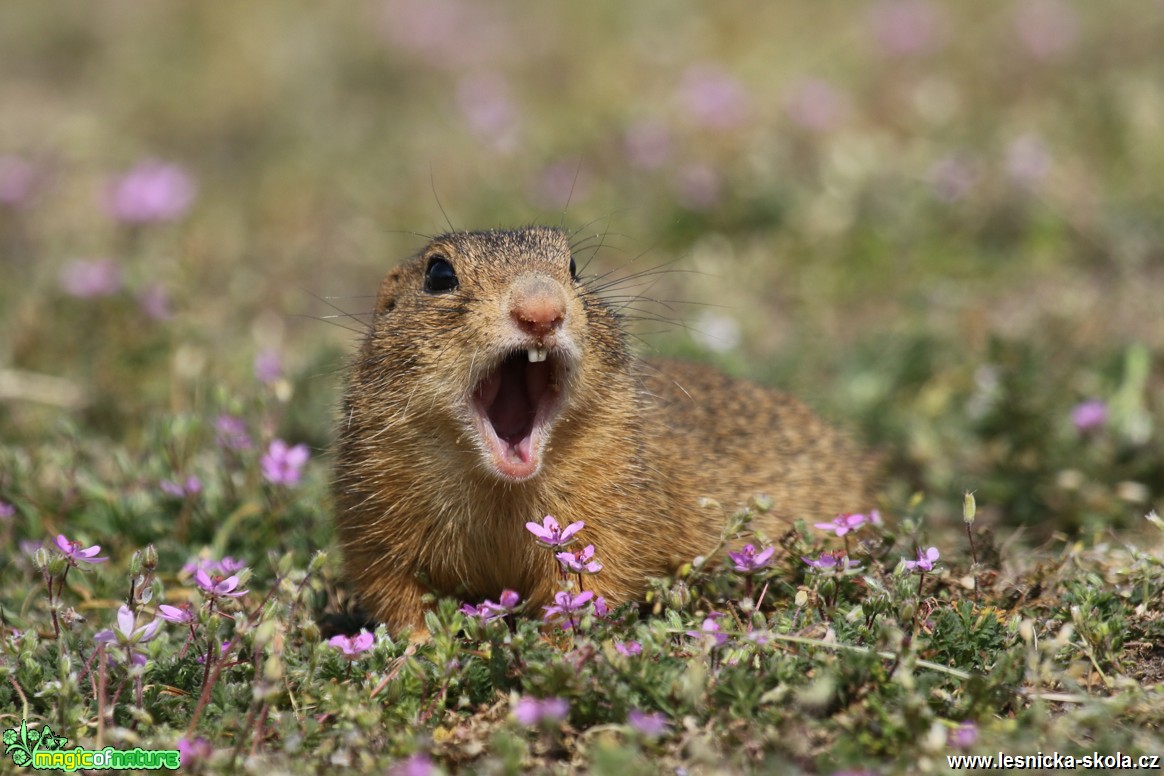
[3,721,68,767]
[3,720,180,771]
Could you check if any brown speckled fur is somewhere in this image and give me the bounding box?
[335,227,877,634]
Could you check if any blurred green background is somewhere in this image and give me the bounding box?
[2,1,1162,534]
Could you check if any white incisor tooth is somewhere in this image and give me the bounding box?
[527,347,538,363]
[526,346,547,363]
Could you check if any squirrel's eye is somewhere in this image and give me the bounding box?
[424,255,458,293]
[569,256,577,280]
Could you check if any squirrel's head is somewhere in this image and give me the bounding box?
[361,227,626,483]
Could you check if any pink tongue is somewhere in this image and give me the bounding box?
[487,358,551,443]
[491,362,531,440]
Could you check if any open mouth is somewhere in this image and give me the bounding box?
[470,347,567,481]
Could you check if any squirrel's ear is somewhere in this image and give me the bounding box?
[376,268,404,314]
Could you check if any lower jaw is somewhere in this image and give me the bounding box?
[474,420,545,482]
[488,455,541,482]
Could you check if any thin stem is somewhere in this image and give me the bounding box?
[755,581,770,610]
[7,674,29,722]
[251,703,270,757]
[96,644,107,749]
[44,567,62,645]
[230,699,260,767]
[910,571,927,636]
[966,523,979,599]
[186,635,237,735]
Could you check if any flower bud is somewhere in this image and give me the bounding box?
[143,544,158,571]
[962,491,976,524]
[308,550,328,573]
[46,554,68,577]
[819,578,836,601]
[137,579,154,605]
[128,550,143,576]
[33,547,51,572]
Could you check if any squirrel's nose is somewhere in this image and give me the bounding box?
[509,274,566,339]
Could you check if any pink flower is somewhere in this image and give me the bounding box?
[1014,0,1078,61]
[176,738,212,764]
[784,77,848,133]
[182,556,246,577]
[328,630,376,658]
[686,613,728,647]
[524,515,584,548]
[542,590,595,629]
[160,476,202,499]
[157,603,195,624]
[902,546,940,572]
[456,72,520,154]
[813,513,870,537]
[627,709,669,738]
[679,64,749,130]
[105,160,196,224]
[377,0,509,71]
[868,0,946,58]
[389,753,436,776]
[460,589,521,622]
[0,501,14,520]
[513,696,569,726]
[94,605,161,666]
[1072,399,1107,432]
[137,283,173,321]
[261,440,310,486]
[555,544,603,574]
[215,415,252,451]
[54,534,108,565]
[194,568,248,598]
[615,640,642,656]
[59,259,122,298]
[254,349,283,384]
[728,543,776,574]
[948,721,978,748]
[0,156,40,207]
[195,642,231,665]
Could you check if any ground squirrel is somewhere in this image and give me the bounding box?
[334,226,877,634]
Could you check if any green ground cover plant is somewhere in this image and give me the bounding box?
[2,2,1163,773]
